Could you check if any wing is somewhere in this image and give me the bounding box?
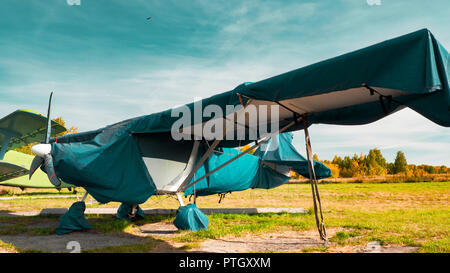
[234,28,449,129]
[0,150,73,188]
[0,161,28,182]
[0,109,67,159]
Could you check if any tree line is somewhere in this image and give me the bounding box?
[295,148,448,179]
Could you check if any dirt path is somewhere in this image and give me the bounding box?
[0,220,420,253]
[0,232,151,253]
[185,229,419,253]
[190,229,332,253]
[0,247,14,253]
[134,222,420,253]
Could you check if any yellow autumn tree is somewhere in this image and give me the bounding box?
[52,117,79,136]
[323,162,340,178]
[313,154,319,161]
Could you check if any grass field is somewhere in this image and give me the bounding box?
[0,181,448,253]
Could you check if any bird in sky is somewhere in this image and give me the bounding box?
[147,17,152,21]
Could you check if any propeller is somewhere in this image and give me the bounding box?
[29,92,62,187]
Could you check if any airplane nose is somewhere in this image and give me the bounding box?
[31,144,52,158]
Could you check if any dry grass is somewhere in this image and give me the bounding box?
[0,181,448,253]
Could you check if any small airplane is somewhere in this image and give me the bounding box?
[0,107,74,190]
[28,29,450,239]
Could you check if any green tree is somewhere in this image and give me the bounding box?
[393,151,408,174]
[332,155,343,167]
[424,165,437,174]
[387,162,395,174]
[365,148,387,176]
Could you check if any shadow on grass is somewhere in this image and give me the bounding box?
[0,214,187,253]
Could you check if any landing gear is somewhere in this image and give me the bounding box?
[127,204,139,221]
[176,192,185,206]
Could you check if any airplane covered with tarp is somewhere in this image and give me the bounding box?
[29,29,449,239]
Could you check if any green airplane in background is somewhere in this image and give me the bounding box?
[0,109,73,190]
[1,150,74,189]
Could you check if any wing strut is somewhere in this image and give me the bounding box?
[181,115,304,191]
[0,134,12,161]
[0,129,20,160]
[269,100,328,242]
[303,115,327,243]
[177,97,253,191]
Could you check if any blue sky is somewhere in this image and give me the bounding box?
[0,0,449,165]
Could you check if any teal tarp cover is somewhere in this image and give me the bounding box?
[253,132,332,179]
[184,132,331,197]
[51,130,157,204]
[56,201,92,235]
[116,203,145,221]
[49,29,449,206]
[173,204,209,231]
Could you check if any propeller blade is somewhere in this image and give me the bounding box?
[44,92,53,144]
[29,156,44,179]
[44,154,61,187]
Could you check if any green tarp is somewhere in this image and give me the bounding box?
[56,201,92,235]
[184,132,331,197]
[173,204,209,231]
[52,133,156,204]
[184,146,268,197]
[253,132,331,179]
[239,28,449,128]
[49,29,449,206]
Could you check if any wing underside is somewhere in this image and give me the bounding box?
[0,109,67,159]
[179,87,410,142]
[0,162,28,182]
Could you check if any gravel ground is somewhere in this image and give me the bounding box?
[189,229,420,253]
[0,233,150,253]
